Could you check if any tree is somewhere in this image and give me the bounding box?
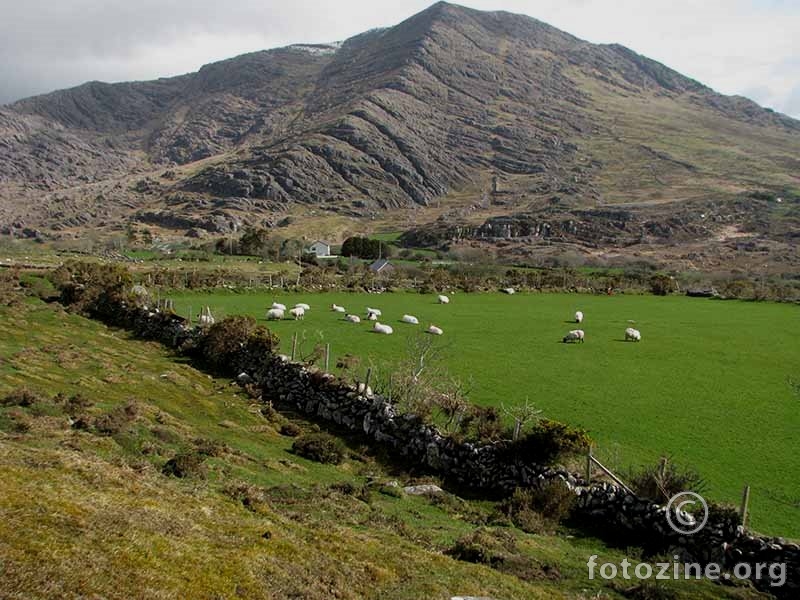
[239,228,271,257]
[341,236,393,260]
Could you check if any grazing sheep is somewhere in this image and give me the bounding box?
[271,302,287,311]
[438,294,450,304]
[295,303,311,311]
[331,304,346,313]
[625,327,642,342]
[575,311,584,323]
[266,308,285,321]
[501,287,516,295]
[562,329,585,343]
[427,325,443,335]
[198,306,215,326]
[289,306,305,320]
[345,314,361,323]
[373,322,393,335]
[401,314,419,324]
[367,311,379,321]
[366,307,382,318]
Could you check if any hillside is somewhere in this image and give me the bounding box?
[1,2,798,270]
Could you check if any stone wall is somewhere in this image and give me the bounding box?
[108,302,798,597]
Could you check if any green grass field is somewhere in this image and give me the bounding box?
[2,297,760,599]
[168,290,800,537]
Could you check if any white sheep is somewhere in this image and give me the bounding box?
[331,304,346,313]
[501,287,516,295]
[575,311,584,323]
[271,302,287,311]
[427,324,443,335]
[266,308,285,321]
[625,327,642,342]
[198,306,215,326]
[401,314,419,325]
[295,303,311,311]
[345,314,361,323]
[366,307,382,318]
[562,329,585,343]
[373,322,393,335]
[367,312,378,321]
[438,294,450,304]
[289,306,305,320]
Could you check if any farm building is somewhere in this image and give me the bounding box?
[308,240,333,258]
[369,258,395,275]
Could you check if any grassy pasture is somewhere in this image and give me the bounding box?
[169,290,800,537]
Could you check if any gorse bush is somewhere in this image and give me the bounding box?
[496,482,576,534]
[50,261,133,317]
[291,432,346,465]
[627,457,706,503]
[506,419,592,465]
[200,316,279,376]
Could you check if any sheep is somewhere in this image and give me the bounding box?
[575,311,584,323]
[401,314,419,325]
[266,308,285,321]
[289,306,305,320]
[271,302,287,311]
[345,314,361,323]
[625,327,642,342]
[438,294,450,304]
[372,322,393,335]
[366,307,382,318]
[295,303,311,311]
[331,304,346,313]
[427,324,443,335]
[198,306,215,326]
[562,329,585,343]
[356,382,374,397]
[501,287,516,295]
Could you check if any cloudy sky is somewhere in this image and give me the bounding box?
[1,0,798,118]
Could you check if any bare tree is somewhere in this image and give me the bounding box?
[501,397,543,441]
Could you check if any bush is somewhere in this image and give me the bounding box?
[162,451,207,478]
[627,457,706,503]
[447,527,517,565]
[222,482,269,511]
[1,388,44,407]
[507,419,591,464]
[93,400,139,435]
[291,432,346,464]
[50,261,133,318]
[496,482,575,534]
[280,422,302,437]
[200,316,278,376]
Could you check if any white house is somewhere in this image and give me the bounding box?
[308,240,332,258]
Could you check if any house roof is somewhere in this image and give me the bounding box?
[311,240,331,247]
[369,258,393,272]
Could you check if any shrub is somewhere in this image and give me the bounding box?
[507,419,591,464]
[496,482,575,534]
[162,451,207,478]
[222,482,269,511]
[193,438,229,457]
[50,261,133,318]
[447,528,517,565]
[649,274,673,296]
[627,457,706,503]
[93,400,139,435]
[280,422,302,437]
[291,432,346,464]
[1,387,44,407]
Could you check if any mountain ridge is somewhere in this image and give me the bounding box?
[1,1,798,271]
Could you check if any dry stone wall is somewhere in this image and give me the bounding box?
[107,301,799,597]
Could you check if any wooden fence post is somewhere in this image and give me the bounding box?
[364,367,372,390]
[586,449,592,483]
[291,332,298,361]
[325,343,330,373]
[740,485,751,529]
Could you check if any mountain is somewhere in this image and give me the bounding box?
[1,2,798,269]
